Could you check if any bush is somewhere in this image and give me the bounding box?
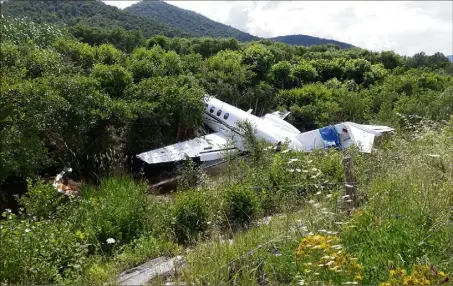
[222,185,260,230]
[67,176,149,252]
[0,212,90,285]
[171,190,210,244]
[17,179,68,219]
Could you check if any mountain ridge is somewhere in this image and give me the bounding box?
[124,0,354,48]
[270,34,353,49]
[1,0,355,48]
[124,0,258,42]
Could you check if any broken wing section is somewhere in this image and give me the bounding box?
[136,132,239,165]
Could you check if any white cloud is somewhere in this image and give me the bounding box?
[104,1,453,56]
[103,1,139,10]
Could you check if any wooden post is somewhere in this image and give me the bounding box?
[343,156,358,215]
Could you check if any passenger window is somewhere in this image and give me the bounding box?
[217,110,222,116]
[224,113,229,120]
[210,106,215,113]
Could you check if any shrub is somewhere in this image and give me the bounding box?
[172,190,210,244]
[222,185,260,230]
[17,179,68,219]
[0,212,90,285]
[67,176,149,252]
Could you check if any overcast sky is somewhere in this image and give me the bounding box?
[104,1,453,56]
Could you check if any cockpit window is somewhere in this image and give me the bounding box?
[217,110,222,116]
[224,113,229,120]
[210,106,215,113]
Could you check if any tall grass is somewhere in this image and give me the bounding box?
[2,120,452,285]
[0,175,180,284]
[163,120,453,285]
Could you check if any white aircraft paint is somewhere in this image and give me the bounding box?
[136,96,393,165]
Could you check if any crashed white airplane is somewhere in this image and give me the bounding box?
[137,96,393,165]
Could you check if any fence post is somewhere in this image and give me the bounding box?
[343,156,358,215]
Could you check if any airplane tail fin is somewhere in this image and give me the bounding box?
[342,122,393,153]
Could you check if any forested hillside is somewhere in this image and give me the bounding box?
[1,0,356,47]
[124,0,258,42]
[0,0,188,37]
[2,14,453,286]
[270,34,353,49]
[1,16,453,185]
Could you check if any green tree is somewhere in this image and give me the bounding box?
[91,64,133,98]
[127,46,165,82]
[291,60,318,86]
[148,35,170,50]
[244,81,276,116]
[202,50,253,105]
[123,75,205,153]
[242,44,274,82]
[96,43,123,65]
[378,51,403,70]
[270,61,293,89]
[342,58,372,84]
[53,38,96,69]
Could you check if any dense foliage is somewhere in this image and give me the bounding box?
[1,16,452,185]
[125,0,258,42]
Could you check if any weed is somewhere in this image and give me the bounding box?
[171,189,210,244]
[221,185,260,231]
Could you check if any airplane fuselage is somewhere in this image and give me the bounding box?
[135,96,393,166]
[203,96,305,150]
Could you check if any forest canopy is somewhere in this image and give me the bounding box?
[1,16,453,184]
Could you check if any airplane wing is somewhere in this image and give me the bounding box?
[136,132,241,165]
